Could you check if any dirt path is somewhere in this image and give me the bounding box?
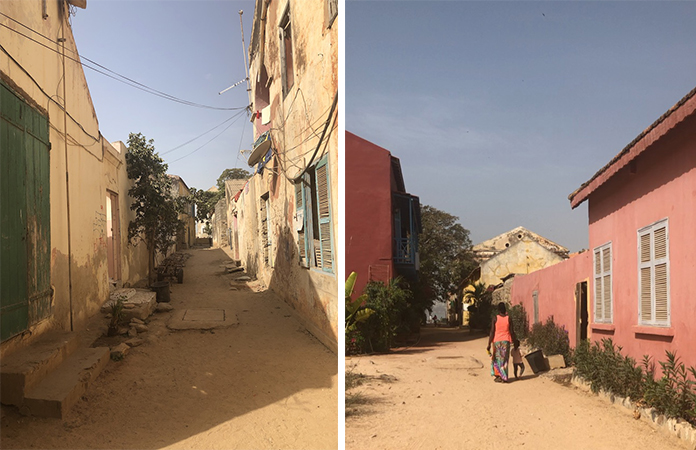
[2,247,337,450]
[346,327,687,450]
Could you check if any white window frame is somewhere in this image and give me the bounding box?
[637,218,670,327]
[593,241,613,323]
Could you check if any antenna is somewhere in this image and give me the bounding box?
[239,10,252,108]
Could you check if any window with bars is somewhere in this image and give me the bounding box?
[294,156,334,273]
[593,242,612,323]
[638,219,670,326]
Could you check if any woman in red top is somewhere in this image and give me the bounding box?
[486,302,517,383]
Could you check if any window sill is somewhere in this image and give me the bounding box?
[633,326,674,337]
[591,323,615,332]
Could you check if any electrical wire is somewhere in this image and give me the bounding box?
[160,112,245,155]
[291,92,337,182]
[0,42,101,142]
[0,16,248,111]
[167,111,247,163]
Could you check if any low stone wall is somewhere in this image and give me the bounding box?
[570,373,696,449]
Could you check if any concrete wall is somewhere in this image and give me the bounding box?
[510,251,592,349]
[480,240,566,287]
[345,132,395,297]
[586,110,696,369]
[0,2,148,351]
[234,0,338,351]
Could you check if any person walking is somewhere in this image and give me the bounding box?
[486,302,516,383]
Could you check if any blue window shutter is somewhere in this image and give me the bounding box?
[314,156,333,273]
[295,180,309,268]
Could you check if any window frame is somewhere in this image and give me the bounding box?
[325,0,338,29]
[278,3,295,98]
[294,155,334,274]
[637,218,670,327]
[593,241,613,324]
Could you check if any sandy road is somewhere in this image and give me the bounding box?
[346,327,687,450]
[2,247,337,450]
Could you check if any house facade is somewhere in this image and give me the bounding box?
[512,86,696,369]
[1,1,148,352]
[226,0,338,351]
[345,132,422,297]
[473,226,569,287]
[568,86,696,369]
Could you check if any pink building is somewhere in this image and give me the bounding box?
[345,132,421,296]
[513,86,696,369]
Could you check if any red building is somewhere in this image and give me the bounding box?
[346,132,421,296]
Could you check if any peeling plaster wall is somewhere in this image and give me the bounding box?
[479,240,566,287]
[0,2,148,348]
[234,0,338,351]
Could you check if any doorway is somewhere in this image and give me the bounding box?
[575,281,588,342]
[106,191,121,282]
[1,80,51,341]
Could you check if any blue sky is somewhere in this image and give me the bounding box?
[346,1,696,252]
[71,0,255,191]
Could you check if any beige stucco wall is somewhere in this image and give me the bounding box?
[480,240,566,287]
[231,0,338,351]
[0,2,148,348]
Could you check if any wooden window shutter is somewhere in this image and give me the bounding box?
[602,247,611,321]
[640,266,652,322]
[594,250,602,321]
[593,243,612,323]
[654,263,668,322]
[295,181,309,268]
[315,156,333,273]
[638,220,669,326]
[654,224,669,324]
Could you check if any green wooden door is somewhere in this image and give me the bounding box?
[1,80,51,342]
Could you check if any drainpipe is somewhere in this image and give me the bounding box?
[60,6,74,331]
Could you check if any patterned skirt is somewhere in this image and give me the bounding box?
[490,341,511,381]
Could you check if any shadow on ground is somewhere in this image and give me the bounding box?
[1,248,337,450]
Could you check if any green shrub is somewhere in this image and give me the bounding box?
[508,303,529,341]
[573,339,696,425]
[527,316,570,365]
[642,352,696,424]
[352,278,413,353]
[572,339,643,401]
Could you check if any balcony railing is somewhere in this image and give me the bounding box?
[394,237,416,265]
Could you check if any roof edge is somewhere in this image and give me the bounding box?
[569,85,696,209]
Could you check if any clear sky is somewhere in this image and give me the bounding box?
[71,0,256,191]
[346,1,696,252]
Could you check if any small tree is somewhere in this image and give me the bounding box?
[189,168,250,231]
[216,168,251,191]
[126,132,184,285]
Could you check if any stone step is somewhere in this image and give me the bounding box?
[0,331,80,407]
[23,347,110,418]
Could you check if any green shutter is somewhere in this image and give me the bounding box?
[1,81,51,342]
